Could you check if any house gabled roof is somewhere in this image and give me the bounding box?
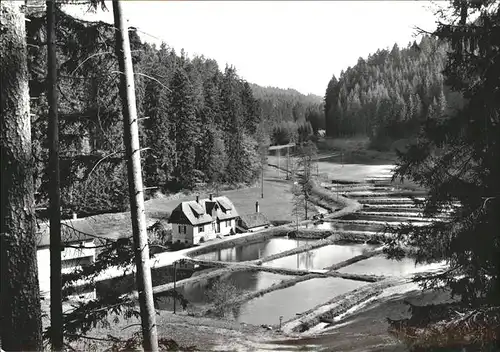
[168,196,239,226]
[238,212,270,229]
[168,200,213,226]
[36,218,96,248]
[213,196,238,221]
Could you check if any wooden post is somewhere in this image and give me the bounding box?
[287,146,290,180]
[46,1,63,349]
[173,261,177,314]
[277,149,280,179]
[261,164,264,198]
[112,1,158,350]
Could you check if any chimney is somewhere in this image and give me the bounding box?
[209,193,213,201]
[255,201,260,213]
[196,195,199,203]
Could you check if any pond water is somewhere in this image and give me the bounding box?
[340,213,427,223]
[305,221,384,232]
[263,243,377,271]
[156,270,290,310]
[233,277,367,326]
[338,255,438,276]
[195,237,317,262]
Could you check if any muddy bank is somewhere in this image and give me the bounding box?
[182,258,383,283]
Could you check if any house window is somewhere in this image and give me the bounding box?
[61,256,92,269]
[183,225,187,234]
[178,225,181,233]
[199,225,203,233]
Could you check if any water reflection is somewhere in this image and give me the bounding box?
[338,255,439,276]
[196,237,316,262]
[264,243,377,270]
[234,277,367,326]
[156,271,290,310]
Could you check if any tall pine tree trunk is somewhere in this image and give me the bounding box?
[46,1,63,349]
[0,1,43,350]
[112,1,159,350]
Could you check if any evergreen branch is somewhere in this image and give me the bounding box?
[110,70,171,92]
[85,150,124,185]
[69,50,141,76]
[65,334,122,343]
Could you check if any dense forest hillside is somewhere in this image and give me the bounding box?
[250,83,322,122]
[26,9,320,216]
[324,36,463,150]
[250,84,324,145]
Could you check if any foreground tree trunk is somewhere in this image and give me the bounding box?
[0,1,43,350]
[46,1,63,349]
[112,1,159,350]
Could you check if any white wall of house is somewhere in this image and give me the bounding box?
[172,223,194,245]
[172,219,236,245]
[218,219,236,236]
[192,223,216,245]
[37,241,96,299]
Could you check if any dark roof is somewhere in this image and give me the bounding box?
[36,219,96,248]
[168,196,239,226]
[238,212,270,229]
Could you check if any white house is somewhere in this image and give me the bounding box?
[236,201,271,233]
[168,194,239,245]
[36,218,97,300]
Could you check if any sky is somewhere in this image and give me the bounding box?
[65,1,440,97]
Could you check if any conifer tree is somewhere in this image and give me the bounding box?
[387,0,500,307]
[169,68,200,189]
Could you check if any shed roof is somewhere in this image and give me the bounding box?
[36,219,96,248]
[238,212,270,229]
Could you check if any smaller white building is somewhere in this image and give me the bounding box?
[36,218,97,300]
[168,194,239,246]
